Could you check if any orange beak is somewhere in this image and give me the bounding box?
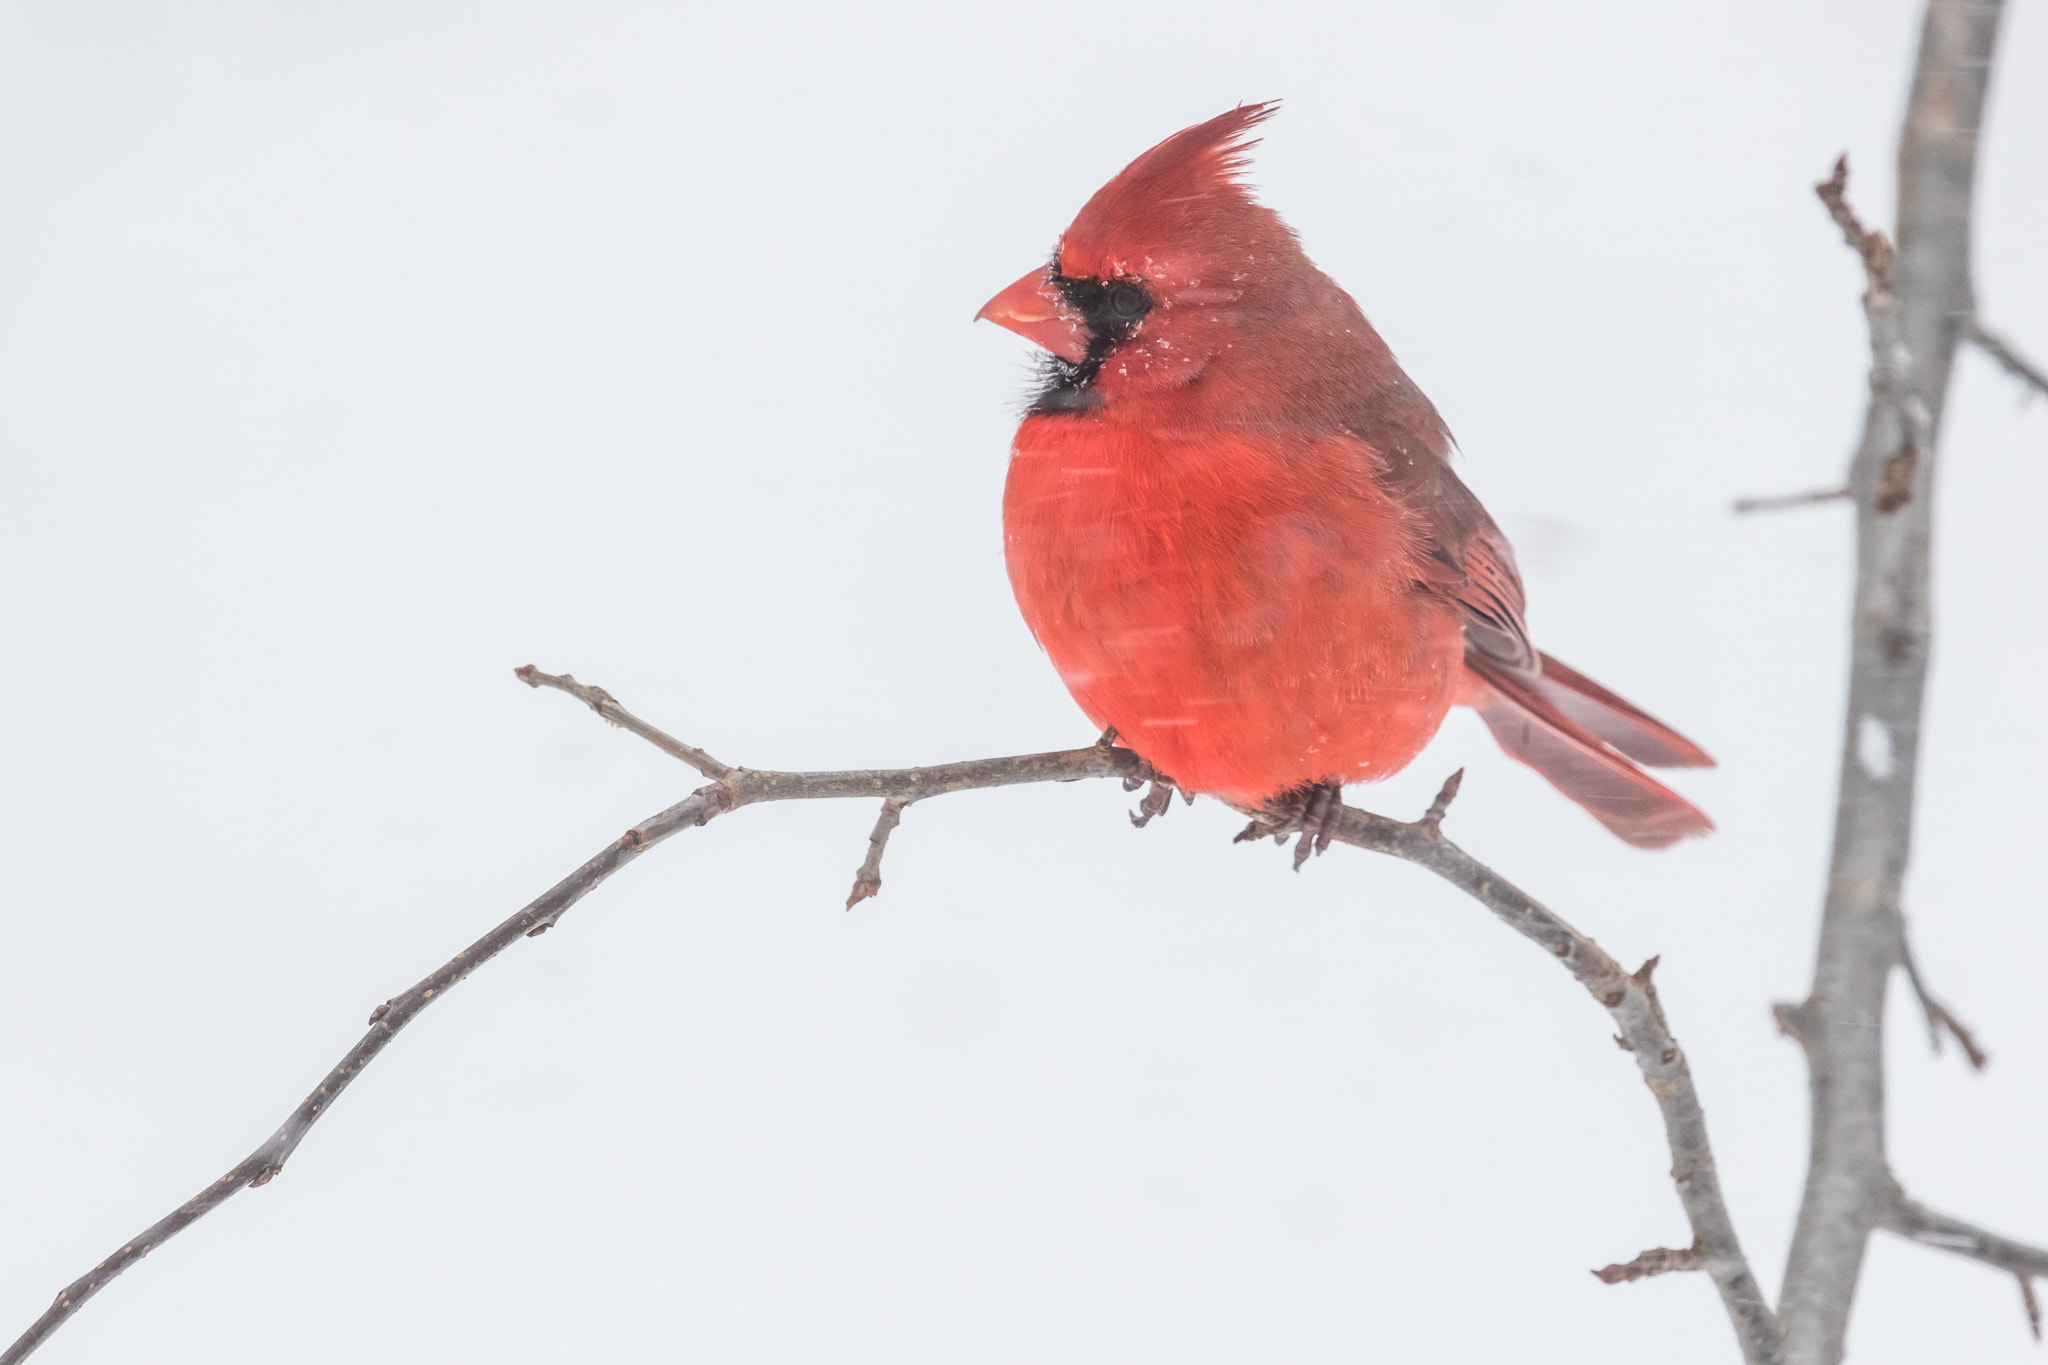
[975,268,1088,362]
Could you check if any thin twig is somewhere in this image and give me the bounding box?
[1815,154,1895,295]
[1595,1241,1707,1285]
[1894,915,1989,1070]
[846,798,909,908]
[1880,1194,2048,1343]
[515,664,733,778]
[1732,486,1851,515]
[1967,319,2048,399]
[1771,1000,1813,1047]
[1417,768,1464,833]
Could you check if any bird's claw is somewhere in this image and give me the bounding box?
[1115,748,1183,819]
[1129,779,1177,827]
[1233,782,1346,867]
[1291,781,1344,870]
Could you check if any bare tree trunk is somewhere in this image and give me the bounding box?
[1777,3,2004,1360]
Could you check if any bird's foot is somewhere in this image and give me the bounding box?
[1291,781,1345,869]
[1232,780,1345,870]
[1109,744,1188,828]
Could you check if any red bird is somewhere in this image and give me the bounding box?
[977,104,1712,855]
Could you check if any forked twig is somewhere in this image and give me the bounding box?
[1894,915,1989,1070]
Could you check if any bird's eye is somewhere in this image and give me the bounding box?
[1105,281,1148,321]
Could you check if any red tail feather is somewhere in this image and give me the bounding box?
[1530,652,1715,769]
[1464,654,1713,849]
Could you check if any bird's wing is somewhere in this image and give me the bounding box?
[1343,385,1536,673]
[1348,399,1716,775]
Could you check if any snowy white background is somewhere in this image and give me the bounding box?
[2,2,2044,1361]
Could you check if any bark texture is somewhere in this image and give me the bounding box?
[1777,4,2005,1361]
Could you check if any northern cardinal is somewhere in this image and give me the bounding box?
[977,103,1711,854]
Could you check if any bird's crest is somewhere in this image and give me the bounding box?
[1058,102,1283,277]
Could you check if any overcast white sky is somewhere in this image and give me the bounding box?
[2,2,2044,1361]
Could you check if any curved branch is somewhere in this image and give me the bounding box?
[1325,794,1782,1364]
[0,787,715,1365]
[3,678,1774,1364]
[0,729,1133,1365]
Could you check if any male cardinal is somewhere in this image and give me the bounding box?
[978,103,1711,857]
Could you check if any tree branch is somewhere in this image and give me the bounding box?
[1880,1194,2048,1340]
[1779,4,2012,1361]
[1880,1195,2048,1281]
[1321,800,1782,1364]
[2,672,1777,1365]
[0,722,1135,1365]
[1967,319,2048,399]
